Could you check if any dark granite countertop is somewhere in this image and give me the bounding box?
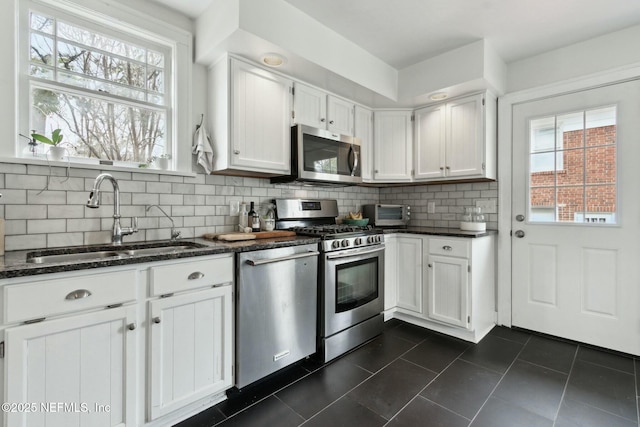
[0,236,321,279]
[379,227,497,238]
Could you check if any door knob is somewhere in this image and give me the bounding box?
[514,230,525,238]
[516,214,525,222]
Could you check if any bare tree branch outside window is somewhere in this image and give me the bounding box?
[28,12,168,164]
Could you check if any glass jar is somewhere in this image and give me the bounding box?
[462,207,474,222]
[262,204,276,231]
[473,207,485,223]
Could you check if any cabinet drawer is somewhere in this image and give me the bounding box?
[429,238,470,258]
[4,269,138,324]
[149,254,233,296]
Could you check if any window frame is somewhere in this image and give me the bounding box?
[15,0,193,174]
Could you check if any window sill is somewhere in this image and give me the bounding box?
[1,156,197,178]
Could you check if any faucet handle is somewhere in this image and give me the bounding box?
[132,217,139,232]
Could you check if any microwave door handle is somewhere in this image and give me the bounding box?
[348,145,359,176]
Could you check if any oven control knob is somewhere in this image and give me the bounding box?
[367,236,374,244]
[375,235,382,242]
[341,239,350,247]
[355,237,362,245]
[332,240,341,249]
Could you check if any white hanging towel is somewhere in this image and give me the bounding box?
[192,118,215,174]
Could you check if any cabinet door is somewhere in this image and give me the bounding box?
[396,236,423,314]
[355,105,374,182]
[231,60,292,174]
[414,103,446,179]
[427,255,470,328]
[383,235,398,310]
[293,83,326,129]
[148,286,233,420]
[373,111,413,182]
[5,306,137,427]
[327,96,354,136]
[445,94,484,177]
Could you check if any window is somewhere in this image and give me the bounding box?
[21,1,174,167]
[528,106,617,224]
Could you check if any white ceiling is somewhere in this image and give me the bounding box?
[152,0,640,69]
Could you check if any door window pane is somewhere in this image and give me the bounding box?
[335,258,378,313]
[528,106,617,224]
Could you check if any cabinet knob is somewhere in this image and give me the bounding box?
[374,169,379,173]
[128,323,136,331]
[445,166,450,170]
[233,150,240,155]
[329,120,334,125]
[442,245,453,251]
[320,118,326,122]
[153,317,161,324]
[439,166,444,171]
[428,264,432,268]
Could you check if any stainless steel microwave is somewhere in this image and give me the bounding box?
[362,204,411,227]
[271,125,362,186]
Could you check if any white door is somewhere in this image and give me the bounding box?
[373,111,413,182]
[396,236,424,314]
[293,83,326,129]
[427,255,469,329]
[148,286,233,420]
[5,306,137,427]
[327,95,354,136]
[231,59,292,173]
[414,103,446,180]
[446,94,484,177]
[512,80,640,355]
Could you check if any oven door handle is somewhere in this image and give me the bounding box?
[326,246,384,260]
[246,250,320,266]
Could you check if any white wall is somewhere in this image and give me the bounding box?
[507,24,640,93]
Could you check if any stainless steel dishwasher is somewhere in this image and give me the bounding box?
[236,243,319,389]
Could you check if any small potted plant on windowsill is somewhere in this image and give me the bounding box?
[31,128,66,160]
[140,154,172,170]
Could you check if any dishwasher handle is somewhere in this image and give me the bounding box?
[245,250,320,266]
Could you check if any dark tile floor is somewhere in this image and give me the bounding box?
[176,320,640,427]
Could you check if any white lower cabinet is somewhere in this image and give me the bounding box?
[1,253,235,427]
[148,286,233,420]
[426,255,470,328]
[4,305,138,427]
[388,233,496,343]
[395,235,426,315]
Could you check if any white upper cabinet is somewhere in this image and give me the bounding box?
[355,105,374,182]
[373,110,413,182]
[414,92,497,181]
[210,55,293,176]
[293,83,354,135]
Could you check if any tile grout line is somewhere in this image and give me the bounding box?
[300,335,429,426]
[466,333,533,425]
[550,343,580,426]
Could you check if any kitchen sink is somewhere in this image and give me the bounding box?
[26,241,208,264]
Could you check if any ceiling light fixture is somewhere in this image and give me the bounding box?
[429,92,448,101]
[262,53,286,67]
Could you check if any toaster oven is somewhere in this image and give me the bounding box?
[362,204,410,227]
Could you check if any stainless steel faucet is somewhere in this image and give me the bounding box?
[86,173,138,245]
[146,205,181,241]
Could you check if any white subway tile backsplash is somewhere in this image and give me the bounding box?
[0,162,498,251]
[27,190,67,205]
[6,205,47,219]
[48,232,84,248]
[6,234,46,250]
[0,189,27,204]
[4,220,26,235]
[28,219,66,234]
[6,174,47,190]
[48,205,85,219]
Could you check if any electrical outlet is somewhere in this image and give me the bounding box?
[229,200,240,216]
[476,200,497,214]
[427,201,436,214]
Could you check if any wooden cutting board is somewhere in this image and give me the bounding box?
[202,230,296,241]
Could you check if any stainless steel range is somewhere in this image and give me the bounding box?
[275,199,385,362]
